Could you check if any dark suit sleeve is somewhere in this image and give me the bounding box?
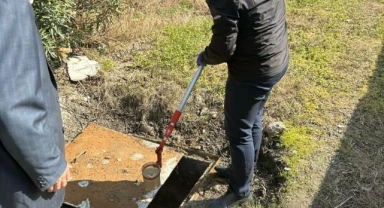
[0,0,67,191]
[202,0,239,65]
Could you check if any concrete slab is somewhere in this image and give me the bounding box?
[64,124,183,208]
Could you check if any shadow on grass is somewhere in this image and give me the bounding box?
[311,42,384,207]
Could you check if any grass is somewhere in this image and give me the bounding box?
[86,49,115,71]
[133,16,228,97]
[134,17,212,84]
[272,0,384,207]
[78,0,384,207]
[280,125,318,177]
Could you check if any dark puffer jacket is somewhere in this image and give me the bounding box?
[201,0,289,81]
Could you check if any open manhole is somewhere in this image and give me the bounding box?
[148,156,210,208]
[63,124,217,208]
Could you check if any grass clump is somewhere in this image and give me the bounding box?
[134,15,230,99]
[280,124,317,177]
[86,49,115,72]
[135,17,211,76]
[134,17,229,92]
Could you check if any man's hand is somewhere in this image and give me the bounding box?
[196,51,205,66]
[47,164,72,192]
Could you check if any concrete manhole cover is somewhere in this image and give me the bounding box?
[63,124,218,208]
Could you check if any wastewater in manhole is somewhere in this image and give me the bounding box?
[147,156,210,208]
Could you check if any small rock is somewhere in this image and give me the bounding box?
[102,150,107,153]
[213,184,221,192]
[109,199,114,202]
[210,111,218,119]
[337,124,346,128]
[130,153,144,161]
[264,122,286,138]
[194,95,205,107]
[104,156,112,159]
[195,146,202,150]
[132,43,141,50]
[78,181,89,188]
[173,135,181,143]
[122,169,130,174]
[134,180,141,186]
[102,159,110,165]
[139,122,154,135]
[117,158,122,162]
[199,107,209,116]
[86,163,94,168]
[132,198,137,201]
[202,129,206,134]
[284,167,291,171]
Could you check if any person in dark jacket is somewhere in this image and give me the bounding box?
[0,1,70,207]
[196,0,289,207]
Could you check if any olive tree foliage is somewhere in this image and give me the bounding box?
[32,0,122,66]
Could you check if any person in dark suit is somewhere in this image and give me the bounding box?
[196,0,289,207]
[0,0,71,207]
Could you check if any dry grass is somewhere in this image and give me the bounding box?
[90,0,208,51]
[275,0,384,207]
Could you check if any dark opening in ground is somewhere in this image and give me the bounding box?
[148,156,211,208]
[61,203,77,208]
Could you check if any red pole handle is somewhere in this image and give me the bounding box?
[155,110,182,167]
[155,140,166,167]
[154,65,204,168]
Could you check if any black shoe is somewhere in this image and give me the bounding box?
[214,165,230,178]
[207,191,250,208]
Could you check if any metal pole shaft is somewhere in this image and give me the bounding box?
[177,65,204,112]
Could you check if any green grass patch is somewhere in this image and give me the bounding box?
[135,17,211,74]
[271,0,384,205]
[134,17,228,92]
[87,49,115,71]
[134,16,230,100]
[156,0,200,17]
[280,124,317,177]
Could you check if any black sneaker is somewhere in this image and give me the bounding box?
[214,165,230,178]
[207,191,250,208]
